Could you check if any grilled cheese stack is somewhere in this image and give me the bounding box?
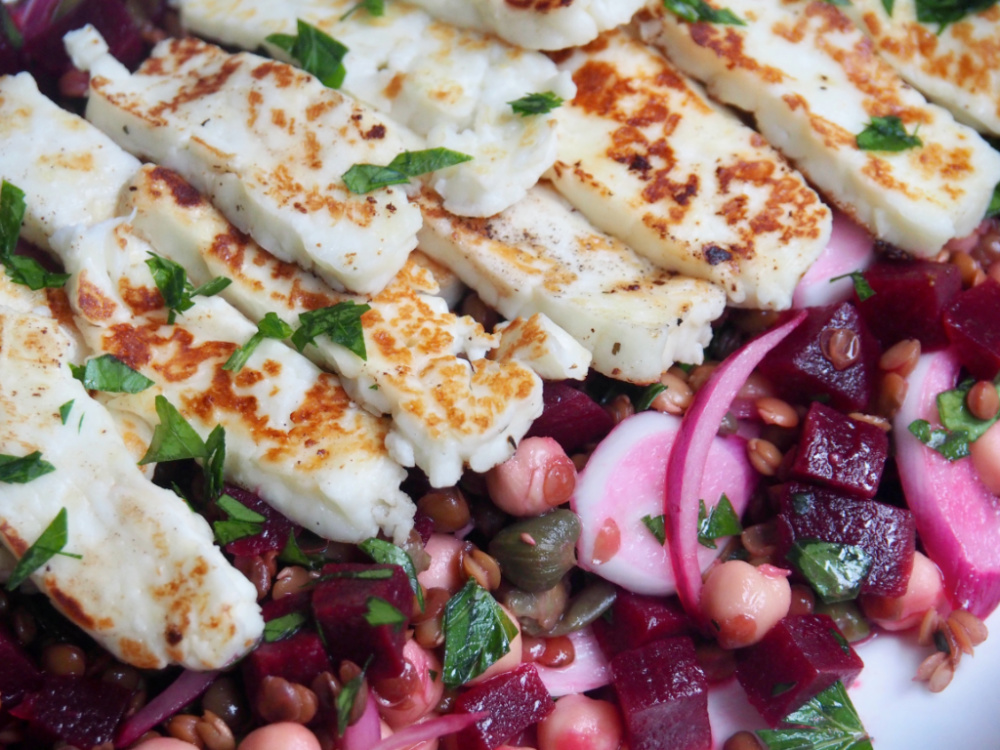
[174,0,575,218]
[637,0,1000,256]
[121,165,543,488]
[548,29,831,309]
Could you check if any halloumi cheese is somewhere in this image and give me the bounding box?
[0,72,140,249]
[403,0,649,50]
[120,165,543,488]
[492,313,593,381]
[67,29,423,295]
[0,309,263,670]
[637,0,1000,255]
[174,0,575,218]
[416,184,727,383]
[51,218,416,544]
[548,30,831,308]
[842,1,1000,137]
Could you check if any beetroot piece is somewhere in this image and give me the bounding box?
[775,483,916,597]
[11,674,132,748]
[854,260,961,350]
[610,637,711,750]
[943,278,1000,380]
[787,402,888,499]
[0,624,42,708]
[758,303,880,412]
[593,590,693,659]
[312,563,412,680]
[453,663,554,750]
[736,615,863,727]
[242,630,332,717]
[526,381,614,454]
[222,485,295,557]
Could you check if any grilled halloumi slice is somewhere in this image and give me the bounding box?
[174,0,574,218]
[492,314,593,381]
[548,30,831,309]
[0,72,140,249]
[416,184,726,384]
[66,28,423,295]
[119,165,543,488]
[841,1,1000,137]
[637,0,1000,256]
[50,218,415,544]
[0,309,263,670]
[403,0,649,50]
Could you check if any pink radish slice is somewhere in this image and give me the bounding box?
[368,712,488,750]
[534,626,610,697]
[342,688,381,750]
[572,411,755,596]
[116,669,218,747]
[793,212,874,309]
[893,348,1000,619]
[666,312,807,620]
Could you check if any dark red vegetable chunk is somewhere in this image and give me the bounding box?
[11,674,132,748]
[758,303,880,412]
[242,630,332,718]
[592,589,693,659]
[313,563,412,680]
[854,260,960,350]
[0,624,42,708]
[453,663,554,750]
[774,483,916,597]
[610,637,711,750]
[526,381,614,454]
[735,615,863,727]
[222,485,295,557]
[786,402,888,499]
[944,278,1000,380]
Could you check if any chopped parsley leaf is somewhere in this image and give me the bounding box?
[509,92,564,116]
[856,116,922,152]
[145,253,230,324]
[291,300,370,359]
[223,312,294,373]
[663,0,746,25]
[70,354,154,394]
[341,0,384,20]
[0,451,56,484]
[6,508,82,592]
[829,271,875,301]
[266,20,349,89]
[342,148,472,194]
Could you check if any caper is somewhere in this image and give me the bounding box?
[488,509,581,592]
[814,600,870,643]
[501,579,571,634]
[536,580,617,637]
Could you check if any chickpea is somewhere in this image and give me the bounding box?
[486,437,577,517]
[416,534,466,594]
[469,605,522,684]
[860,551,946,632]
[700,561,791,650]
[970,420,1000,495]
[376,641,446,729]
[537,694,623,750]
[236,724,321,750]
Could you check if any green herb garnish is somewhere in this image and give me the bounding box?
[279,530,324,569]
[856,116,922,152]
[634,383,667,412]
[786,540,872,603]
[58,400,74,425]
[697,494,742,549]
[0,451,56,484]
[642,514,667,545]
[757,681,872,750]
[291,300,370,359]
[364,596,407,629]
[829,271,875,301]
[336,659,370,736]
[663,0,746,25]
[70,354,154,394]
[340,0,384,20]
[138,395,208,465]
[0,181,69,290]
[986,183,1000,219]
[145,253,230,324]
[908,418,971,461]
[6,508,82,592]
[359,537,424,609]
[509,92,564,117]
[266,19,349,89]
[882,0,895,14]
[915,0,996,31]
[204,424,226,500]
[212,493,266,546]
[441,579,518,688]
[342,148,473,194]
[263,612,308,642]
[223,312,294,373]
[938,378,1000,443]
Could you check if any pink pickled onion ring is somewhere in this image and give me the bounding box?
[369,711,489,750]
[115,669,218,748]
[665,311,806,621]
[342,688,381,750]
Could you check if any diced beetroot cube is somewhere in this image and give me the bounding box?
[787,402,888,499]
[526,381,614,454]
[312,563,412,679]
[261,590,311,623]
[855,260,960,350]
[758,303,881,412]
[593,590,693,658]
[0,624,42,708]
[610,637,711,750]
[222,485,295,557]
[775,483,916,597]
[453,663,554,750]
[736,615,863,727]
[11,674,131,748]
[944,278,1000,380]
[242,630,332,716]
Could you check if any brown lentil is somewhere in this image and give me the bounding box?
[338,662,369,726]
[821,328,861,370]
[271,566,317,600]
[201,676,247,732]
[413,615,445,649]
[41,643,86,677]
[652,371,693,415]
[788,584,816,616]
[520,635,548,663]
[234,555,274,602]
[967,381,1000,421]
[195,710,235,750]
[12,606,36,645]
[604,394,634,425]
[972,268,989,286]
[879,339,921,377]
[927,658,955,693]
[718,411,739,436]
[666,365,691,383]
[948,609,988,647]
[695,641,737,683]
[460,292,499,331]
[257,676,319,725]
[413,587,450,624]
[536,635,575,668]
[373,658,420,705]
[687,363,718,393]
[877,372,909,419]
[951,250,980,287]
[755,397,799,428]
[165,715,205,748]
[848,412,892,432]
[747,438,782,476]
[723,730,765,750]
[418,487,471,533]
[461,547,502,591]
